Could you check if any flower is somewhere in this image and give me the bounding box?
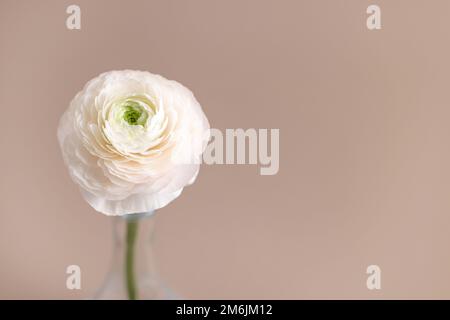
[58,70,210,215]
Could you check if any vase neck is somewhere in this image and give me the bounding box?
[95,212,177,299]
[111,213,157,277]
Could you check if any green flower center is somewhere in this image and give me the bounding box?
[124,107,141,125]
[121,101,148,126]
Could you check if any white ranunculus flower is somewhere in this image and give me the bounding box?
[58,70,210,216]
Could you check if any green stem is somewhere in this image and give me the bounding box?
[126,220,139,300]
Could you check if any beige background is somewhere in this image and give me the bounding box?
[2,0,450,299]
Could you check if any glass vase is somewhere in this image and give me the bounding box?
[94,212,176,300]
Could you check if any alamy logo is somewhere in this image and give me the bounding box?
[366,265,381,290]
[66,5,81,30]
[203,128,280,176]
[366,5,381,30]
[170,128,280,175]
[66,265,81,290]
